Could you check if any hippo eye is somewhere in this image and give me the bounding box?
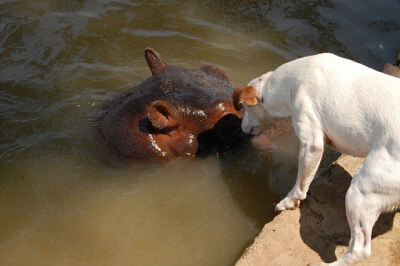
[138,118,167,134]
[138,118,150,133]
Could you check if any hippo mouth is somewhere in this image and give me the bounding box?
[196,114,251,157]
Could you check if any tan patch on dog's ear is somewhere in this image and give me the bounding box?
[232,86,259,111]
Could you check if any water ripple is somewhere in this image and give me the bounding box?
[0,129,72,160]
[122,28,204,42]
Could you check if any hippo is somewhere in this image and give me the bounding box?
[96,48,246,160]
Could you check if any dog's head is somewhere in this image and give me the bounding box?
[232,85,265,135]
[233,72,279,135]
[232,71,282,135]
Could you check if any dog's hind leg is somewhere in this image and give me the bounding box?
[327,151,400,266]
[334,182,380,265]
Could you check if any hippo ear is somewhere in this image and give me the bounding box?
[232,86,260,111]
[145,48,168,75]
[201,65,229,80]
[148,101,180,129]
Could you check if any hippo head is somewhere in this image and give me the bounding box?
[97,48,244,160]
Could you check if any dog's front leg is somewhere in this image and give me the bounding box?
[276,128,324,211]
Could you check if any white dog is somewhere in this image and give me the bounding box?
[233,53,400,265]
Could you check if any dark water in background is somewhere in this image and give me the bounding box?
[0,1,399,265]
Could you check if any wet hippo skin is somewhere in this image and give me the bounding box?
[97,48,245,160]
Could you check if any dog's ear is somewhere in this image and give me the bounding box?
[148,100,180,129]
[232,86,259,111]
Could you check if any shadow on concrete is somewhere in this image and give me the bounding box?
[299,163,397,262]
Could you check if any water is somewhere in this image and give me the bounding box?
[1,1,399,265]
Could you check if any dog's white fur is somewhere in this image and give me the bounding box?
[238,53,400,265]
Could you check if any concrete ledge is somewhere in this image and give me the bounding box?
[236,155,400,266]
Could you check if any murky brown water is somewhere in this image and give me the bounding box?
[1,1,399,265]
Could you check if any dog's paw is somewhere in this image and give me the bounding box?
[275,196,300,211]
